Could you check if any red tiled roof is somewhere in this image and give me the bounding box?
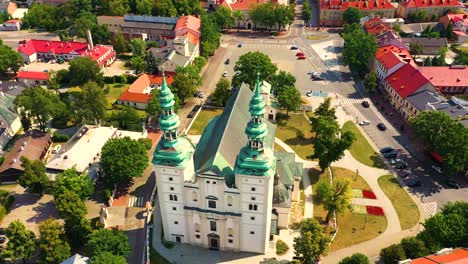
[175,15,201,35]
[385,64,430,98]
[185,31,200,45]
[219,0,267,10]
[5,19,21,23]
[17,71,49,80]
[82,45,115,66]
[17,39,88,56]
[376,45,415,70]
[119,73,175,103]
[411,248,468,264]
[321,0,394,10]
[400,0,460,8]
[419,66,468,88]
[118,90,152,103]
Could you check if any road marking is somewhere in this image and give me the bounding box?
[127,196,145,207]
[338,97,370,105]
[186,97,203,104]
[422,202,437,218]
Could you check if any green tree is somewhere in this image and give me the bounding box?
[68,57,103,86]
[303,1,312,23]
[193,56,207,71]
[343,7,362,25]
[64,217,92,248]
[211,78,232,107]
[380,244,406,264]
[21,4,59,31]
[91,252,127,264]
[75,81,107,125]
[129,38,147,57]
[131,56,146,74]
[409,43,424,55]
[171,65,202,102]
[72,12,97,40]
[146,52,160,75]
[38,219,71,264]
[19,157,50,194]
[293,218,330,263]
[54,168,94,200]
[212,6,235,29]
[233,10,244,28]
[446,23,454,39]
[200,14,220,57]
[3,220,36,264]
[111,33,128,53]
[0,10,9,24]
[342,26,377,73]
[312,97,336,122]
[87,228,131,257]
[152,0,177,17]
[400,237,429,259]
[316,178,352,223]
[55,191,87,221]
[100,137,149,186]
[107,106,143,132]
[277,86,301,115]
[338,253,370,264]
[108,0,130,16]
[269,70,296,96]
[363,72,378,92]
[0,40,23,75]
[135,0,152,15]
[233,51,278,89]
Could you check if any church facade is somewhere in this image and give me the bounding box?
[153,73,302,253]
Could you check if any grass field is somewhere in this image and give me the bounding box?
[188,108,223,135]
[307,35,329,41]
[378,175,420,230]
[104,83,129,108]
[342,121,385,168]
[276,113,315,160]
[274,142,286,152]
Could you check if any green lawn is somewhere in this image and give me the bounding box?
[276,113,315,160]
[342,121,385,168]
[307,35,329,41]
[274,142,286,152]
[378,175,420,230]
[309,167,387,251]
[104,83,129,108]
[187,108,223,135]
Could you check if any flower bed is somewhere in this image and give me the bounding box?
[366,206,384,216]
[351,204,367,214]
[362,190,377,199]
[352,189,363,198]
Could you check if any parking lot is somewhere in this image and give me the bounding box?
[0,30,59,50]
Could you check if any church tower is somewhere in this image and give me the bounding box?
[235,73,276,253]
[153,69,194,243]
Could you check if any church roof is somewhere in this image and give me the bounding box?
[275,152,303,187]
[193,84,276,187]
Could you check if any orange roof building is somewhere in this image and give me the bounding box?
[373,45,415,81]
[411,248,468,264]
[364,17,393,36]
[320,0,395,26]
[396,0,461,19]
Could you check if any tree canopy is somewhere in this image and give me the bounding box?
[75,82,107,125]
[55,191,88,222]
[211,78,232,107]
[99,137,149,186]
[68,57,104,86]
[171,65,202,102]
[293,218,330,263]
[343,7,362,25]
[200,14,221,57]
[342,25,377,73]
[249,2,294,31]
[91,252,127,264]
[3,220,36,263]
[38,219,71,264]
[338,253,370,264]
[129,38,147,57]
[233,52,278,89]
[87,228,131,257]
[277,85,301,115]
[0,40,23,75]
[53,168,94,201]
[380,244,406,264]
[19,156,50,194]
[316,178,352,223]
[269,70,296,96]
[107,106,143,132]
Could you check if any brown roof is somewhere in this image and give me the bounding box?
[0,130,51,173]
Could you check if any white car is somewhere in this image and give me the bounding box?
[432,165,443,174]
[359,120,371,126]
[222,71,228,77]
[390,158,403,165]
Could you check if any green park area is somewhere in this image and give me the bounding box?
[342,121,385,168]
[309,167,387,251]
[276,113,315,160]
[188,108,223,135]
[378,175,420,230]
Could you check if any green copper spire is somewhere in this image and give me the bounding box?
[245,72,267,151]
[158,68,180,133]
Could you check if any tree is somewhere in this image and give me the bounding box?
[72,12,97,40]
[302,1,312,23]
[129,38,147,57]
[200,15,221,57]
[293,218,330,263]
[107,0,130,16]
[55,191,87,221]
[3,220,36,264]
[64,217,92,248]
[68,57,103,86]
[211,78,232,107]
[192,56,207,71]
[91,252,127,264]
[409,43,424,55]
[19,157,50,194]
[152,0,177,17]
[0,41,23,75]
[131,56,146,74]
[38,219,71,264]
[87,228,131,257]
[75,82,107,125]
[446,23,454,40]
[107,106,143,132]
[312,97,336,123]
[338,253,370,264]
[380,244,406,264]
[135,0,152,15]
[111,33,128,53]
[212,6,234,29]
[316,178,352,223]
[277,86,301,115]
[400,237,429,259]
[233,10,244,28]
[171,65,202,102]
[146,52,161,75]
[99,137,149,186]
[342,26,377,73]
[21,4,59,31]
[363,72,378,92]
[343,7,362,24]
[233,52,278,89]
[54,168,94,200]
[269,70,296,96]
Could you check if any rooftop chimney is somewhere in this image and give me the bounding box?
[86,29,94,50]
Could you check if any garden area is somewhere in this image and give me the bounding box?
[309,167,387,251]
[378,175,420,230]
[276,113,315,160]
[342,121,385,168]
[187,108,223,135]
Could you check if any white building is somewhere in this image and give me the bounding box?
[153,73,302,253]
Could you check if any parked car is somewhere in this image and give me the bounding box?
[187,111,195,118]
[225,59,230,65]
[361,101,370,108]
[377,123,387,131]
[359,120,371,126]
[395,162,407,169]
[431,165,443,174]
[238,43,243,48]
[446,180,460,189]
[407,180,422,187]
[296,52,304,56]
[383,151,398,159]
[297,56,306,60]
[194,91,205,98]
[290,46,298,50]
[311,72,323,80]
[268,35,276,39]
[222,71,228,77]
[380,147,394,153]
[306,90,313,97]
[0,236,6,245]
[390,158,403,165]
[193,105,201,112]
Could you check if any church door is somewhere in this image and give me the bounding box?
[208,233,220,250]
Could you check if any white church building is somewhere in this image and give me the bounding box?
[153,72,302,253]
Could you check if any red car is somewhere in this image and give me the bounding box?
[296,52,304,56]
[297,56,306,60]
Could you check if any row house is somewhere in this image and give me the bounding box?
[439,13,468,42]
[373,45,415,83]
[420,66,468,94]
[396,0,462,19]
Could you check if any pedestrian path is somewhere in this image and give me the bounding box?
[422,202,437,218]
[128,196,145,207]
[339,97,369,106]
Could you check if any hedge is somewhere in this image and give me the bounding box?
[276,239,289,255]
[52,132,70,142]
[104,75,138,84]
[0,206,6,221]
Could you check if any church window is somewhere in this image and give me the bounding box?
[248,204,253,210]
[169,177,173,181]
[208,200,216,209]
[192,191,198,202]
[210,221,217,232]
[251,197,256,201]
[226,196,233,207]
[174,221,178,224]
[213,181,216,184]
[169,195,173,201]
[196,234,200,239]
[228,228,233,237]
[250,216,255,220]
[170,187,174,191]
[250,231,255,235]
[254,205,258,211]
[228,239,233,243]
[195,223,200,232]
[206,180,210,184]
[174,195,178,201]
[251,187,256,192]
[172,207,176,211]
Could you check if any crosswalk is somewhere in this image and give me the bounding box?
[128,196,145,207]
[186,97,203,104]
[236,42,295,48]
[338,97,370,106]
[422,202,437,218]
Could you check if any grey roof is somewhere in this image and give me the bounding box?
[122,21,175,31]
[406,90,443,112]
[399,22,439,34]
[401,37,448,54]
[0,93,18,125]
[0,81,27,97]
[193,84,276,187]
[0,2,10,10]
[124,15,178,25]
[60,254,89,264]
[273,173,290,207]
[426,97,468,128]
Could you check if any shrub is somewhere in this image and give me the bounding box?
[401,237,429,259]
[104,87,110,94]
[0,206,6,221]
[162,240,174,249]
[138,138,152,150]
[104,189,112,201]
[4,195,14,210]
[380,244,406,264]
[104,76,115,84]
[52,132,70,142]
[126,75,138,84]
[0,156,4,165]
[339,253,370,264]
[0,190,8,199]
[276,239,289,255]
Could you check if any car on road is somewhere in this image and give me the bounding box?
[306,90,313,97]
[407,180,422,187]
[225,59,230,65]
[431,165,443,174]
[377,123,387,131]
[380,147,394,153]
[222,71,228,77]
[194,91,205,98]
[193,105,201,112]
[238,43,243,48]
[390,158,403,165]
[290,45,298,50]
[383,151,398,159]
[311,72,323,80]
[395,162,407,169]
[296,52,304,56]
[297,56,306,60]
[268,35,276,39]
[359,120,370,126]
[0,236,6,245]
[361,101,370,108]
[446,180,460,189]
[187,111,195,118]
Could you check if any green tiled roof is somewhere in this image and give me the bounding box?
[275,152,303,187]
[0,94,18,125]
[193,84,276,187]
